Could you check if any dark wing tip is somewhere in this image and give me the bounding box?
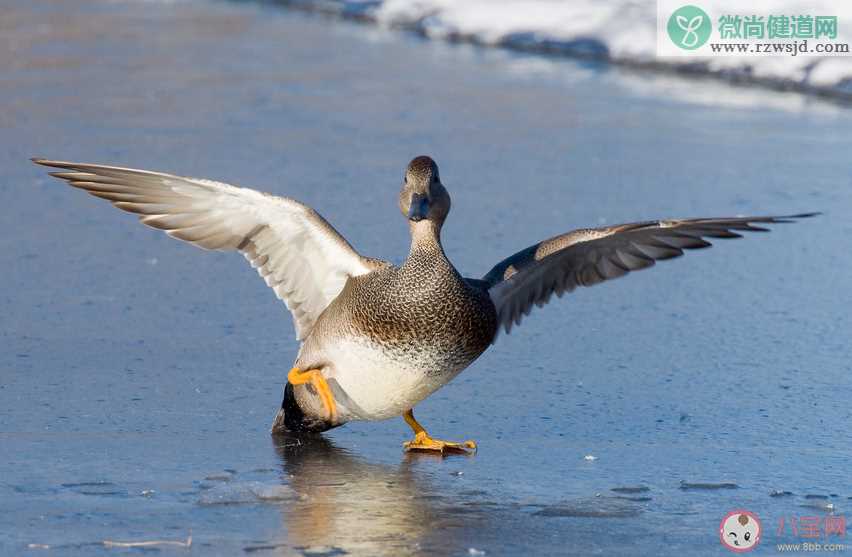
[780,212,821,219]
[760,212,821,224]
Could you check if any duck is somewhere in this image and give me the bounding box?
[33,156,815,453]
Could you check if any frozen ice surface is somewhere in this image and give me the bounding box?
[1,0,851,555]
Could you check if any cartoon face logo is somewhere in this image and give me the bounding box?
[719,510,761,553]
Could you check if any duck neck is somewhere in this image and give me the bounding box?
[408,220,446,260]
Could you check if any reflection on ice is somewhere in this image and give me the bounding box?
[272,434,462,556]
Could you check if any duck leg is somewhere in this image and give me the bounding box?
[287,367,337,422]
[402,409,476,454]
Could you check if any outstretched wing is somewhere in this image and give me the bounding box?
[34,158,388,340]
[481,214,817,335]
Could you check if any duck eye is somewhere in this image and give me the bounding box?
[744,532,751,541]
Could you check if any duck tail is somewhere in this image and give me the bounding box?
[271,382,338,434]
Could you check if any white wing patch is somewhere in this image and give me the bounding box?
[35,159,379,340]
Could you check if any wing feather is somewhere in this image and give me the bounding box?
[481,214,818,335]
[34,158,388,340]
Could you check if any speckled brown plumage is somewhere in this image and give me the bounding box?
[309,231,497,375]
[406,155,439,179]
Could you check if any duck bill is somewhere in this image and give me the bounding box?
[407,193,429,222]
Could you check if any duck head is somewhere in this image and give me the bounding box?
[398,156,451,227]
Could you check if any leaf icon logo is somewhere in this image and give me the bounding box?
[676,14,705,47]
[667,6,712,50]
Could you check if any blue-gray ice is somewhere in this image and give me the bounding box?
[1,1,851,555]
